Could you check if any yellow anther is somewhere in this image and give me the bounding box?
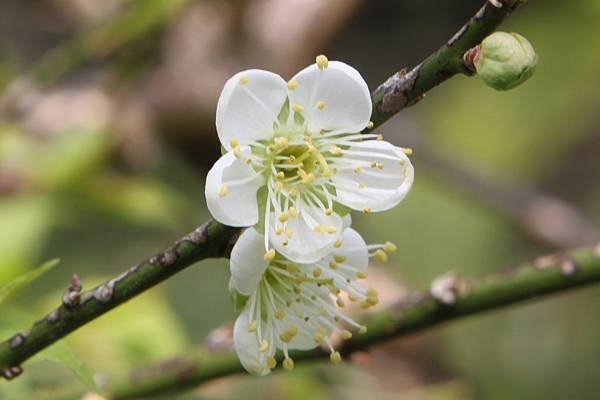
[274,181,283,193]
[239,76,248,85]
[274,309,286,320]
[316,100,326,110]
[324,208,333,216]
[358,182,365,188]
[367,288,378,297]
[329,261,338,269]
[334,238,343,248]
[289,187,298,197]
[316,54,329,69]
[276,171,285,180]
[331,286,341,295]
[283,358,294,371]
[348,293,358,302]
[229,138,239,148]
[374,249,388,263]
[370,161,377,168]
[332,167,338,174]
[280,332,292,343]
[367,296,379,306]
[359,325,368,335]
[218,184,229,197]
[363,207,372,214]
[267,356,277,369]
[384,241,397,253]
[248,320,257,332]
[366,121,374,129]
[329,351,342,364]
[286,263,298,273]
[264,249,276,261]
[353,166,362,173]
[340,330,353,340]
[275,226,284,235]
[313,267,322,278]
[288,155,296,162]
[356,271,367,279]
[315,225,337,234]
[278,212,289,223]
[259,339,269,352]
[360,301,371,309]
[292,103,304,113]
[329,145,342,156]
[376,134,384,141]
[288,325,298,336]
[320,129,326,135]
[233,147,241,158]
[287,79,299,90]
[285,227,293,238]
[314,332,324,344]
[330,351,342,364]
[336,298,345,308]
[403,147,413,156]
[334,255,346,263]
[289,206,298,218]
[245,158,252,165]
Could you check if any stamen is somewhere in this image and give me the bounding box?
[248,320,257,332]
[259,339,269,352]
[366,121,374,129]
[315,225,337,234]
[292,103,304,113]
[287,79,299,90]
[403,148,413,156]
[316,100,326,110]
[239,76,248,85]
[340,330,353,340]
[264,249,276,261]
[267,356,277,369]
[330,351,342,364]
[316,54,329,69]
[384,241,397,253]
[283,357,294,371]
[334,255,346,263]
[374,249,388,263]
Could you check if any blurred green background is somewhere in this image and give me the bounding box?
[1,0,599,399]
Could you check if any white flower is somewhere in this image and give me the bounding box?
[229,227,396,375]
[206,55,414,263]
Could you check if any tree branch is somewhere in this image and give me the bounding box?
[370,0,524,128]
[109,244,600,400]
[0,0,527,379]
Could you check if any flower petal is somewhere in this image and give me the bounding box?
[270,198,345,264]
[331,140,414,212]
[291,61,371,135]
[337,227,369,272]
[230,228,270,295]
[217,69,288,150]
[233,306,271,376]
[205,148,264,227]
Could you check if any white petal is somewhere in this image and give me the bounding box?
[270,198,344,264]
[338,227,369,272]
[331,140,414,212]
[233,307,271,376]
[230,228,270,295]
[205,148,264,227]
[291,61,371,135]
[216,70,288,150]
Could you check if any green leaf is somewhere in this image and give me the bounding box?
[229,277,249,311]
[0,259,59,306]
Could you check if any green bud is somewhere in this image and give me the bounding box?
[473,32,538,91]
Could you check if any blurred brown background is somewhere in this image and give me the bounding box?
[1,0,599,399]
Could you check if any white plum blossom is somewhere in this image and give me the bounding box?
[205,55,414,264]
[229,226,397,375]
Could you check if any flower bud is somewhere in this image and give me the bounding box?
[473,32,538,91]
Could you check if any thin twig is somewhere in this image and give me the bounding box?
[108,245,600,400]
